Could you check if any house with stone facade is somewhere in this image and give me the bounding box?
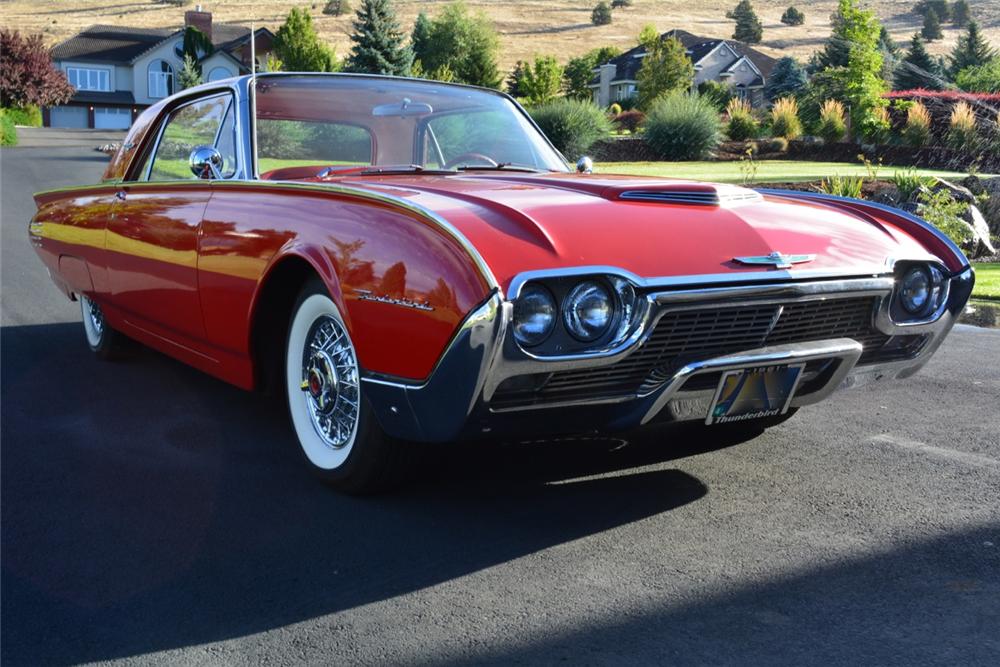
[589,29,777,109]
[46,7,273,128]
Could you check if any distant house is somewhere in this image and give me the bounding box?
[590,29,778,108]
[46,7,273,129]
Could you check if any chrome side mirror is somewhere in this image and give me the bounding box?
[576,156,593,174]
[189,145,223,179]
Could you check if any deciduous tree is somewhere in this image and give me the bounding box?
[518,56,563,105]
[562,46,621,100]
[0,29,75,108]
[636,36,694,110]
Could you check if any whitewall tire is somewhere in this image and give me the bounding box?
[284,280,409,493]
[80,294,122,359]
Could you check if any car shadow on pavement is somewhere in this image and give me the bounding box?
[0,322,754,664]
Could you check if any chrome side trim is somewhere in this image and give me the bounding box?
[639,338,864,424]
[757,189,971,270]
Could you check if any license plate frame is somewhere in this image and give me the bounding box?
[705,363,806,426]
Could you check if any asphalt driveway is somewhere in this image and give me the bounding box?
[2,145,998,665]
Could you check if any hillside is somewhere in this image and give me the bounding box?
[4,0,999,72]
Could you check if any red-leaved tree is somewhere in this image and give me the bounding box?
[1,29,75,108]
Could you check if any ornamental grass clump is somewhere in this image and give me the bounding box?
[643,92,722,160]
[903,101,932,147]
[946,101,978,150]
[816,99,847,144]
[725,97,759,141]
[818,174,864,198]
[769,96,802,139]
[529,98,612,160]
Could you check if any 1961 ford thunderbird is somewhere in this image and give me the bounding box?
[30,73,974,492]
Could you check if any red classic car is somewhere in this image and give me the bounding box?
[30,74,974,492]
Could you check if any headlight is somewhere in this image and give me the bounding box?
[563,280,614,341]
[899,267,931,314]
[513,284,556,346]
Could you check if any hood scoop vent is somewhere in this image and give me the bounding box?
[617,184,762,207]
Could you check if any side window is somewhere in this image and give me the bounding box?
[144,95,234,181]
[256,119,372,174]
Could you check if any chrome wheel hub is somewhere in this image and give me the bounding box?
[300,316,359,449]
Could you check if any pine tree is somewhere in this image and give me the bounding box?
[178,53,203,89]
[506,60,528,97]
[636,36,694,110]
[732,0,763,44]
[411,12,433,66]
[894,34,944,90]
[949,20,996,77]
[815,4,850,69]
[878,25,900,84]
[764,56,808,101]
[952,0,971,28]
[273,8,339,72]
[780,6,805,26]
[921,8,943,41]
[343,0,412,75]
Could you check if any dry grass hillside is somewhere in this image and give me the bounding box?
[3,0,999,72]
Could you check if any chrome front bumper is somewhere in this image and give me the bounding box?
[362,268,974,442]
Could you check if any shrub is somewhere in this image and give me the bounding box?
[529,98,612,160]
[956,58,1000,94]
[946,100,978,149]
[818,174,864,198]
[1,105,42,126]
[769,96,802,139]
[0,109,17,146]
[780,6,805,26]
[611,0,632,7]
[591,2,612,26]
[613,110,645,133]
[902,101,932,146]
[608,102,622,116]
[891,168,935,201]
[816,99,847,143]
[918,188,972,247]
[322,0,350,15]
[758,136,788,153]
[643,92,722,160]
[725,97,759,140]
[857,106,891,144]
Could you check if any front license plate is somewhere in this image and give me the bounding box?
[705,364,805,425]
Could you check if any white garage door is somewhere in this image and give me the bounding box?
[49,106,88,128]
[94,107,132,130]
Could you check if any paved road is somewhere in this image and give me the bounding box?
[2,146,999,666]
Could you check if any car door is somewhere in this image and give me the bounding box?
[106,93,235,343]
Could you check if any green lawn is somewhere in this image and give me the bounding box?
[974,263,1000,300]
[597,160,979,184]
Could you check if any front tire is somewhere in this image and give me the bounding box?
[284,280,408,493]
[80,294,122,359]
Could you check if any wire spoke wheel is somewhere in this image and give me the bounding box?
[301,316,360,449]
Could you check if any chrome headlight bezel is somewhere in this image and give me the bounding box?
[509,273,643,356]
[890,261,948,324]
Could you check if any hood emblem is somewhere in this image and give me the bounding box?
[733,252,816,269]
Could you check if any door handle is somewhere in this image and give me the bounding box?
[116,190,127,201]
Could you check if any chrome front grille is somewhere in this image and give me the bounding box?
[491,296,891,410]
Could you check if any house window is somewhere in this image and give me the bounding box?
[148,60,174,99]
[66,67,110,92]
[207,67,232,82]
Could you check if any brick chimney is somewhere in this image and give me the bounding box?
[184,5,212,41]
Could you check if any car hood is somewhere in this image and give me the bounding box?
[334,172,932,293]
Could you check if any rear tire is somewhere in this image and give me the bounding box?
[284,279,409,494]
[80,294,123,360]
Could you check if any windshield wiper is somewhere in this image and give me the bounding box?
[358,164,456,176]
[456,163,545,173]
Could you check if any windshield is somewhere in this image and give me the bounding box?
[252,75,568,179]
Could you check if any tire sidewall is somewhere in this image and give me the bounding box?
[284,282,380,483]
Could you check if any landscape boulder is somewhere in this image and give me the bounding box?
[961,205,997,258]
